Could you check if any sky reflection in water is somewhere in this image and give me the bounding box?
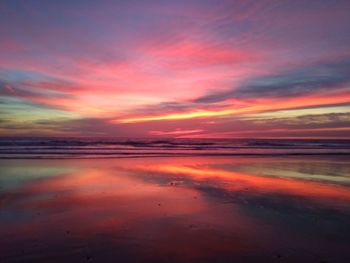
[1,156,350,262]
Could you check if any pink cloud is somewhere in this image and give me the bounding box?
[145,39,259,69]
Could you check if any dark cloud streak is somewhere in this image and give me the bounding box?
[196,59,350,103]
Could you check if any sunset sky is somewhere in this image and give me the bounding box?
[1,0,350,138]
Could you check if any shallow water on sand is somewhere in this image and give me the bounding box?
[1,156,350,262]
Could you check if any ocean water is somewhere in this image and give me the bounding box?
[1,138,350,262]
[0,137,350,158]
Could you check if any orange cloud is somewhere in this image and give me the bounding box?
[149,129,203,136]
[114,109,238,123]
[112,90,350,124]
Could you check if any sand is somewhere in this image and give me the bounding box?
[1,156,350,262]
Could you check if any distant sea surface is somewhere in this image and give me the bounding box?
[0,137,350,158]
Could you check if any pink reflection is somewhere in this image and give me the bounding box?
[1,157,350,262]
[137,162,350,204]
[0,159,259,261]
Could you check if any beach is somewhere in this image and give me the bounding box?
[1,155,350,262]
[2,0,350,261]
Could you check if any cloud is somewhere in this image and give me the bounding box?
[144,39,259,70]
[196,59,350,103]
[1,0,350,137]
[0,79,73,99]
[149,129,203,136]
[251,112,350,127]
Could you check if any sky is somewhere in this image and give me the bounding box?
[1,0,350,138]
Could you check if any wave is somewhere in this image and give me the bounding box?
[1,137,350,158]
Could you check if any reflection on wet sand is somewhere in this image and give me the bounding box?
[138,163,350,204]
[1,156,350,262]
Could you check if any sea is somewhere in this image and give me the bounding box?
[1,137,350,262]
[0,137,350,158]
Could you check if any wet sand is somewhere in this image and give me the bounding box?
[1,156,350,262]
